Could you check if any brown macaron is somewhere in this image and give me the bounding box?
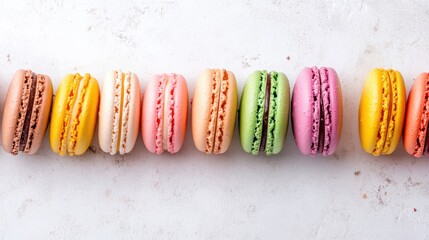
[2,69,53,155]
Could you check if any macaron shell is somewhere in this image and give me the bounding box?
[403,73,429,156]
[192,69,237,154]
[98,71,117,153]
[239,70,266,154]
[269,71,290,155]
[213,70,237,154]
[142,75,160,153]
[72,76,99,155]
[192,69,216,153]
[384,70,406,155]
[50,74,75,154]
[292,67,316,155]
[124,73,141,153]
[322,67,342,156]
[359,69,385,154]
[2,70,26,153]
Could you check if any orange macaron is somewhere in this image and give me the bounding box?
[191,69,238,154]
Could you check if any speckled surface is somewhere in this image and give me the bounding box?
[0,1,429,239]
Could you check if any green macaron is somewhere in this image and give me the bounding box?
[239,70,290,155]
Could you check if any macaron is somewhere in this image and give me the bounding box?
[239,70,290,155]
[98,70,141,155]
[359,68,406,156]
[50,73,100,156]
[403,72,429,157]
[142,73,188,154]
[2,70,53,155]
[292,67,343,156]
[192,69,238,154]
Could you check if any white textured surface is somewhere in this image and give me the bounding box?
[0,0,429,239]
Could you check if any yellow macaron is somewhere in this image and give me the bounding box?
[50,73,100,156]
[359,68,406,156]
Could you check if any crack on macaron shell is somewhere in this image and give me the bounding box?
[109,71,123,154]
[67,74,90,156]
[11,70,34,155]
[205,70,221,153]
[213,70,229,153]
[119,72,131,154]
[373,70,391,156]
[265,72,278,155]
[382,69,398,154]
[250,71,266,155]
[320,68,332,156]
[414,74,429,157]
[310,67,321,156]
[24,74,46,153]
[58,74,81,156]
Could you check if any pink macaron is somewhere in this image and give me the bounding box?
[291,67,342,156]
[142,73,188,154]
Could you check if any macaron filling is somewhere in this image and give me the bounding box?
[67,74,90,156]
[164,75,177,153]
[214,70,229,153]
[110,71,123,154]
[308,67,337,156]
[259,73,271,153]
[373,70,392,156]
[155,74,177,154]
[119,72,131,154]
[58,74,81,156]
[154,75,165,153]
[24,74,46,153]
[383,70,398,154]
[11,71,37,155]
[205,69,228,153]
[19,72,37,152]
[205,70,221,153]
[107,71,132,155]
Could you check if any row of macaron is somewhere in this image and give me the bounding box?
[2,67,341,157]
[3,68,428,158]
